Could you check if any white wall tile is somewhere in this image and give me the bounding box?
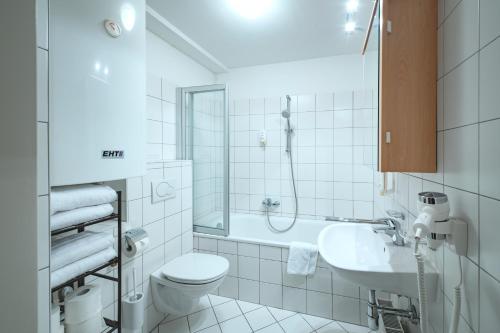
[143,197,165,225]
[479,196,500,280]
[199,238,218,252]
[37,49,48,122]
[479,270,500,333]
[443,54,478,129]
[443,125,478,193]
[143,245,165,281]
[316,93,334,111]
[334,92,353,110]
[443,0,479,73]
[332,295,360,325]
[239,256,259,281]
[162,101,176,123]
[147,120,162,144]
[250,98,265,115]
[306,267,331,293]
[443,250,479,332]
[306,291,332,319]
[147,96,162,121]
[218,240,238,255]
[331,269,359,298]
[161,80,176,103]
[479,120,500,201]
[260,282,283,308]
[283,287,306,313]
[480,0,500,47]
[37,268,50,333]
[238,278,259,303]
[219,276,239,299]
[37,196,49,269]
[164,235,182,263]
[146,73,162,99]
[260,259,282,284]
[37,122,48,195]
[260,245,281,261]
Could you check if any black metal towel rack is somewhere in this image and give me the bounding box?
[51,191,122,333]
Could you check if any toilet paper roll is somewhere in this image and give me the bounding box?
[65,285,102,324]
[50,304,60,333]
[123,228,149,258]
[65,312,101,333]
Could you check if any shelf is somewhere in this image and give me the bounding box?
[51,257,119,292]
[51,191,122,332]
[51,213,119,236]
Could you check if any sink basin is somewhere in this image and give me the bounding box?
[318,223,438,298]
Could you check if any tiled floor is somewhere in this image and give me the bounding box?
[156,294,375,333]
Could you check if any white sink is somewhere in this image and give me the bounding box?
[318,223,438,298]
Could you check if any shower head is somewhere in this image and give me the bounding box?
[282,95,292,118]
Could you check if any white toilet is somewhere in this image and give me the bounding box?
[150,253,229,315]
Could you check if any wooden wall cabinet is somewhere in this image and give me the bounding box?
[378,0,437,172]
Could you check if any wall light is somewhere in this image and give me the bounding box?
[344,20,356,33]
[228,0,273,19]
[346,0,359,13]
[121,3,136,31]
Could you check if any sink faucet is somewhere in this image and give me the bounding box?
[372,212,406,246]
[324,210,406,246]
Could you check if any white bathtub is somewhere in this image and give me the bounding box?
[193,213,368,326]
[195,213,331,247]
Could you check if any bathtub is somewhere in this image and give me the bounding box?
[195,213,331,247]
[193,213,368,326]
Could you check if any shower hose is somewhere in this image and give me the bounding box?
[265,147,298,233]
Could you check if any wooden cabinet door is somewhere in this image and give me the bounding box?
[379,0,437,172]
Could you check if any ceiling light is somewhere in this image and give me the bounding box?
[345,20,356,33]
[228,0,273,19]
[346,0,359,13]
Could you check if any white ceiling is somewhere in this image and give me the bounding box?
[146,0,375,69]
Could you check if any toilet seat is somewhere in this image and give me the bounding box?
[161,253,229,285]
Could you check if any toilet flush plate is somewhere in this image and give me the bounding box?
[151,179,177,203]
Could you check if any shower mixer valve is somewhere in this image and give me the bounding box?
[262,198,280,209]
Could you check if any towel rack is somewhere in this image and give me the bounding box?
[51,191,123,333]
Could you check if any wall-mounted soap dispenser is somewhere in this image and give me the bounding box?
[49,0,146,186]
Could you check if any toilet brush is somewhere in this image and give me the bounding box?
[122,267,144,332]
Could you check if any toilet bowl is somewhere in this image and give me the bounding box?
[150,253,229,315]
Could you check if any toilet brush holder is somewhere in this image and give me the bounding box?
[122,293,144,332]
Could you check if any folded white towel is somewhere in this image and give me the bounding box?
[51,247,116,288]
[51,231,114,272]
[50,184,117,215]
[287,241,319,276]
[50,204,114,231]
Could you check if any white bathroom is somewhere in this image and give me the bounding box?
[1,0,499,333]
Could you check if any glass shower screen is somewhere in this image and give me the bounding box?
[177,85,229,236]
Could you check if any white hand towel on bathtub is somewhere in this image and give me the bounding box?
[50,203,114,231]
[287,241,318,275]
[51,231,114,271]
[50,184,117,215]
[51,247,116,288]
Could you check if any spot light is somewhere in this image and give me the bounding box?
[345,20,356,33]
[346,0,359,13]
[228,0,273,19]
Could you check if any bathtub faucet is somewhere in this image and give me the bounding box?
[262,198,280,209]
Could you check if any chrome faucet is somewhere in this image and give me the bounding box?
[324,210,406,246]
[262,198,280,209]
[372,212,406,246]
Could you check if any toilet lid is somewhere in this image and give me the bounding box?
[161,253,229,285]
